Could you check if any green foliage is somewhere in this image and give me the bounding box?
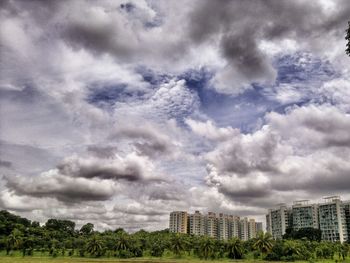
[283,227,322,241]
[79,223,94,236]
[86,235,103,257]
[170,234,186,257]
[253,231,274,257]
[0,209,349,262]
[198,237,214,259]
[227,237,243,259]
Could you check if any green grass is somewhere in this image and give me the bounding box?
[1,251,349,263]
[0,255,350,263]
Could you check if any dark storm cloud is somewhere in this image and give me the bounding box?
[57,156,144,182]
[5,174,115,203]
[0,159,12,168]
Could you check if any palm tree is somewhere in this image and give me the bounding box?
[115,233,130,252]
[150,240,165,257]
[227,237,243,259]
[6,229,22,255]
[170,234,185,257]
[199,237,214,259]
[283,240,302,258]
[253,231,274,258]
[86,235,103,257]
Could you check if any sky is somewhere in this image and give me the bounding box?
[1,0,350,231]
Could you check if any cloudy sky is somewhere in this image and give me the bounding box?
[1,0,350,231]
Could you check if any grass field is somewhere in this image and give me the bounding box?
[1,257,350,263]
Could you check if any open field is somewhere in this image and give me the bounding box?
[1,257,350,263]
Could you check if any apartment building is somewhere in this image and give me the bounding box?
[217,213,230,240]
[169,210,261,241]
[292,200,319,230]
[240,217,249,241]
[229,215,240,238]
[266,196,350,243]
[169,211,188,234]
[248,218,257,239]
[205,212,218,238]
[256,222,263,233]
[266,204,291,239]
[318,196,348,243]
[189,210,205,236]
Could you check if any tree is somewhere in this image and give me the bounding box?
[226,237,243,259]
[283,240,303,260]
[80,223,94,236]
[283,227,322,241]
[6,229,22,255]
[150,240,165,257]
[199,237,214,259]
[114,233,130,253]
[346,21,350,56]
[253,231,274,258]
[86,235,103,257]
[170,234,186,257]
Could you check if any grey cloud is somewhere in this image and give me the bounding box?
[188,0,350,92]
[111,125,173,157]
[0,159,12,168]
[57,155,154,182]
[87,145,118,159]
[5,173,115,203]
[199,104,350,209]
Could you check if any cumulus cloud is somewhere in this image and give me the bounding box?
[185,119,239,141]
[57,153,159,182]
[1,0,350,231]
[5,171,116,203]
[188,0,350,93]
[111,124,175,157]
[187,104,350,207]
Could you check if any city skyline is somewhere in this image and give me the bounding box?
[1,0,350,232]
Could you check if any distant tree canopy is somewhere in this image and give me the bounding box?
[0,210,349,261]
[346,21,350,56]
[283,227,322,242]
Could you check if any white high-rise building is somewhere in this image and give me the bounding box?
[205,212,218,239]
[248,218,257,239]
[169,211,188,234]
[189,211,205,236]
[256,222,263,233]
[229,215,240,238]
[319,196,348,243]
[240,217,249,241]
[266,204,291,239]
[266,196,350,243]
[292,200,319,230]
[217,213,230,240]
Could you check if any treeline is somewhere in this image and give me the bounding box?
[0,210,349,261]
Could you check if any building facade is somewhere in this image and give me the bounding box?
[266,196,350,243]
[318,197,348,243]
[169,211,188,234]
[292,200,319,230]
[205,212,218,238]
[169,210,261,241]
[256,222,263,233]
[189,210,205,236]
[266,204,291,239]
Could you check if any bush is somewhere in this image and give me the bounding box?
[118,249,133,258]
